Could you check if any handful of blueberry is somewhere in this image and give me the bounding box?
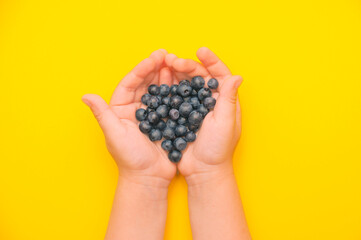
[135,76,219,163]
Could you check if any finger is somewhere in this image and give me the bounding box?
[235,94,241,139]
[172,58,211,80]
[82,94,123,136]
[213,75,243,122]
[196,47,232,82]
[159,67,173,86]
[110,57,156,106]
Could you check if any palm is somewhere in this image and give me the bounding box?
[164,48,242,176]
[84,49,176,181]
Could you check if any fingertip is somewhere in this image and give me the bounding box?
[196,46,210,56]
[165,53,177,67]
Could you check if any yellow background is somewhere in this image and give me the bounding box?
[1,0,361,239]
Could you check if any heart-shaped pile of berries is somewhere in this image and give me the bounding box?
[135,76,219,163]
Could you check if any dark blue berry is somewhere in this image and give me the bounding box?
[185,131,196,142]
[179,79,191,86]
[156,105,169,118]
[162,96,171,106]
[147,96,159,109]
[175,125,187,137]
[198,88,212,100]
[179,102,193,117]
[149,129,162,141]
[148,84,160,95]
[177,117,187,125]
[170,84,178,96]
[168,150,182,163]
[189,97,200,109]
[177,84,192,97]
[146,107,154,114]
[170,95,183,109]
[156,95,162,103]
[147,111,160,124]
[203,97,216,110]
[159,84,170,96]
[162,127,175,139]
[139,121,152,133]
[135,108,147,121]
[166,119,177,129]
[141,93,151,105]
[173,137,187,151]
[155,119,166,130]
[191,76,205,90]
[161,139,173,151]
[191,89,198,96]
[188,124,200,133]
[197,104,209,116]
[188,111,203,125]
[183,96,191,102]
[207,78,219,89]
[169,109,180,120]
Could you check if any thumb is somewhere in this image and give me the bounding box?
[82,94,109,120]
[82,94,120,135]
[213,75,243,121]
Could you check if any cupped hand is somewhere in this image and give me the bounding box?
[82,49,176,187]
[165,47,243,180]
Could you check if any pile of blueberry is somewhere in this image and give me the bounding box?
[135,76,219,163]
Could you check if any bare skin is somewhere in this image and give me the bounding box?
[82,47,251,240]
[165,47,251,240]
[82,49,176,240]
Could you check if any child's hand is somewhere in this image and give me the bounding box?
[82,49,176,188]
[165,47,243,185]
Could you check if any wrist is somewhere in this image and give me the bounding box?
[117,173,170,201]
[184,161,235,187]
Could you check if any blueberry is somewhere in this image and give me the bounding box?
[177,84,192,97]
[141,93,151,105]
[166,119,177,129]
[183,96,191,102]
[197,104,209,117]
[177,117,187,125]
[179,79,191,86]
[189,97,200,109]
[156,95,162,103]
[161,139,173,151]
[156,105,169,118]
[191,89,198,96]
[203,97,216,109]
[146,107,154,114]
[169,109,180,120]
[188,124,200,133]
[170,95,183,109]
[139,120,152,133]
[175,125,187,137]
[159,84,170,96]
[173,137,187,151]
[148,84,160,95]
[198,88,212,100]
[149,129,162,141]
[162,96,171,106]
[185,131,196,142]
[168,150,182,163]
[179,102,193,117]
[170,84,178,96]
[207,78,219,89]
[162,127,175,139]
[155,119,166,130]
[188,111,203,125]
[135,108,147,121]
[147,111,160,124]
[147,96,159,109]
[191,76,205,90]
